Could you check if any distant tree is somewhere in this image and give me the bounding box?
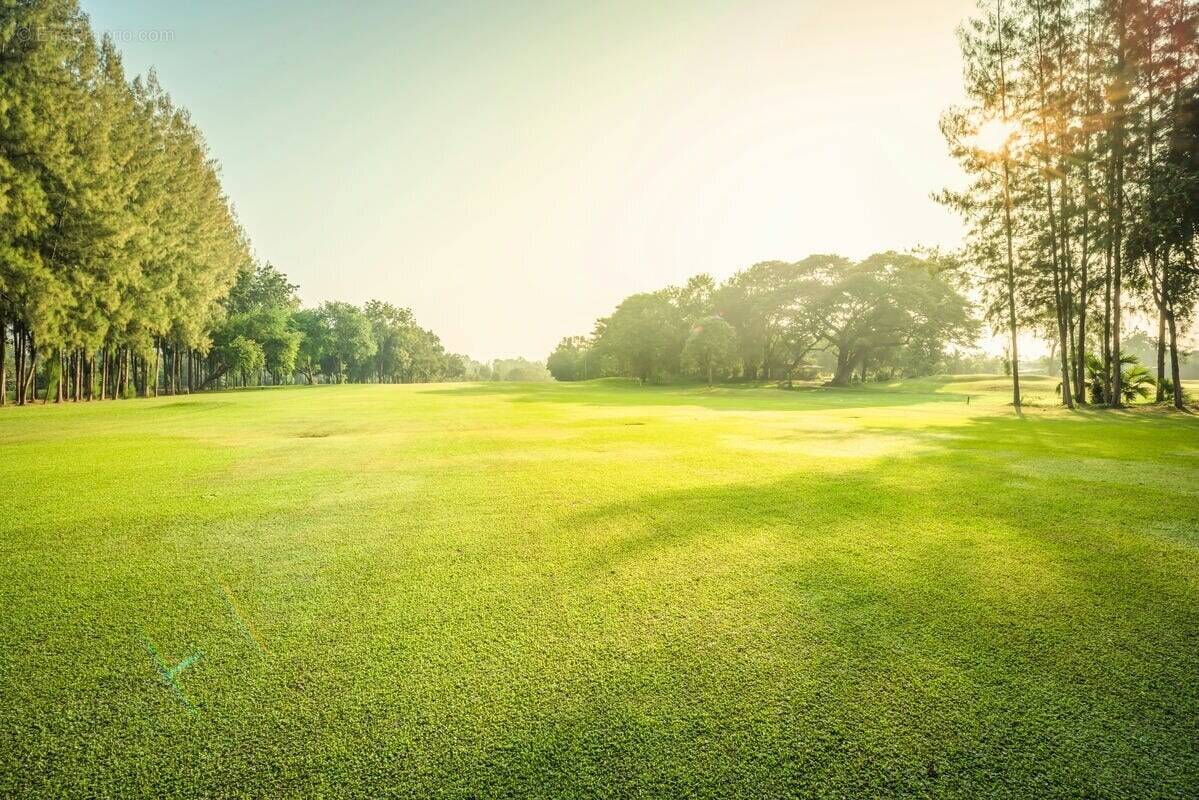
[595,293,683,383]
[443,353,467,380]
[221,336,265,387]
[461,359,492,381]
[492,357,552,382]
[292,308,331,384]
[667,274,717,325]
[820,253,977,385]
[322,302,376,383]
[204,263,300,388]
[363,301,415,383]
[547,336,593,381]
[682,317,738,385]
[713,261,798,380]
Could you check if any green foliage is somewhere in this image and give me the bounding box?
[681,317,738,384]
[491,357,552,382]
[547,336,594,381]
[1159,377,1195,406]
[0,5,469,401]
[1072,354,1159,405]
[291,308,330,384]
[941,0,1199,410]
[220,335,265,382]
[321,302,376,384]
[594,293,684,383]
[556,253,974,386]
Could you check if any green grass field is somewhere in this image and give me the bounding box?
[3,376,1198,797]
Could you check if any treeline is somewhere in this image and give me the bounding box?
[194,263,479,390]
[0,1,473,403]
[0,1,247,404]
[941,0,1198,409]
[549,252,978,385]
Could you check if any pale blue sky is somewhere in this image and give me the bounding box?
[85,0,975,360]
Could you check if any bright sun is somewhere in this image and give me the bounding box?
[972,117,1018,152]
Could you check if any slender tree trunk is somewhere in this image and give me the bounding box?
[55,350,64,403]
[24,334,37,405]
[1067,307,1083,404]
[18,328,29,405]
[16,328,23,405]
[1030,3,1072,408]
[118,349,128,399]
[1110,2,1129,407]
[0,318,7,407]
[1075,0,1097,406]
[1156,308,1167,401]
[1000,146,1021,407]
[1103,236,1113,402]
[1165,308,1183,410]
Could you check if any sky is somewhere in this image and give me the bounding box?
[85,0,981,362]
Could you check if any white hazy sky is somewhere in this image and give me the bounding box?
[87,0,982,361]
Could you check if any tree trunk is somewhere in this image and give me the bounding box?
[118,349,129,399]
[1000,154,1021,408]
[1156,309,1167,402]
[0,318,6,406]
[831,347,855,387]
[1102,236,1112,402]
[154,347,162,397]
[1109,4,1129,408]
[24,335,37,405]
[15,327,24,405]
[1166,309,1183,410]
[55,351,64,403]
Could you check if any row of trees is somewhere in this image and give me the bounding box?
[0,2,474,403]
[548,252,978,385]
[193,263,477,391]
[1,1,250,404]
[942,0,1198,409]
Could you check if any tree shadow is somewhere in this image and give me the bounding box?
[491,410,1199,796]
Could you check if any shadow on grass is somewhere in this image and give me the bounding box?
[349,409,1199,798]
[502,411,1199,797]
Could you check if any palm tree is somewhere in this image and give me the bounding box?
[1070,354,1156,405]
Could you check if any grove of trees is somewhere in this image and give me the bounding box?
[5,0,1195,408]
[0,1,473,403]
[548,252,979,386]
[940,0,1198,409]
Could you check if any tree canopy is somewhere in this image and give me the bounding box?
[0,1,476,402]
[549,252,977,385]
[940,0,1199,408]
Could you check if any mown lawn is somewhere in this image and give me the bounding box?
[2,377,1197,798]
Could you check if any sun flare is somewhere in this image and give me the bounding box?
[972,117,1018,153]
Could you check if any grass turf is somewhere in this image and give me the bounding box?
[2,376,1197,797]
